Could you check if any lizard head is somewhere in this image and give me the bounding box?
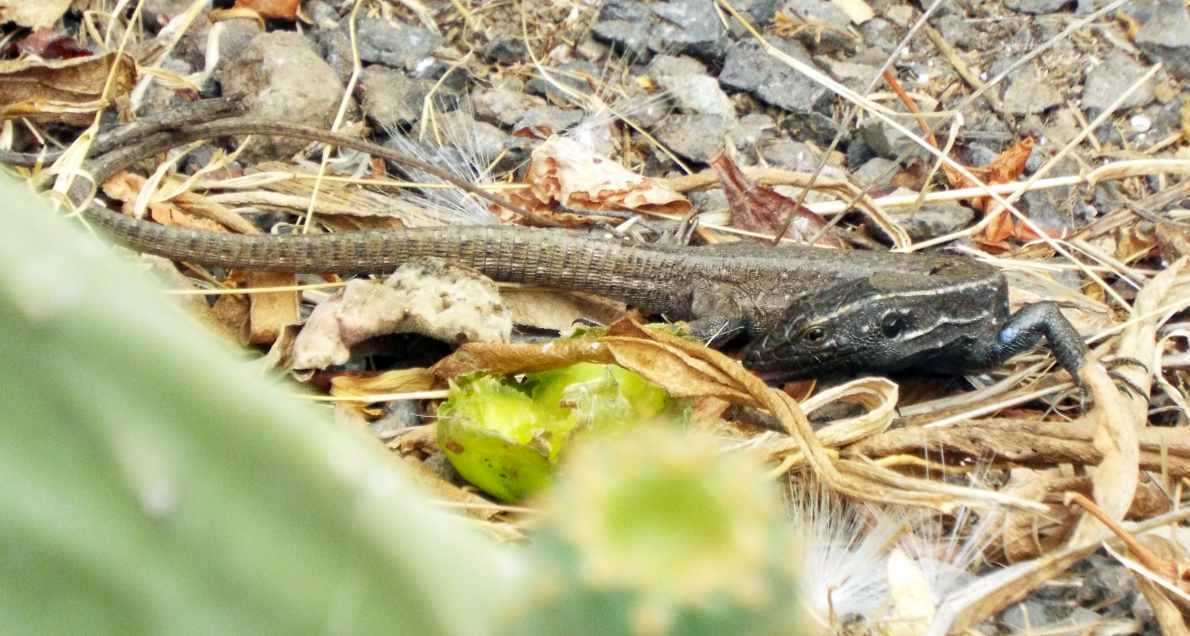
[741,273,997,379]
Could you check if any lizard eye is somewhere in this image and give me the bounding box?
[802,325,826,343]
[881,312,908,338]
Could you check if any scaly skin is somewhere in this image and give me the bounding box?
[60,117,1086,379]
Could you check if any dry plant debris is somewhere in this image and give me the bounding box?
[2,0,1189,631]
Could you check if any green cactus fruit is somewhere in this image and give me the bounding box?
[437,364,684,502]
[503,428,809,636]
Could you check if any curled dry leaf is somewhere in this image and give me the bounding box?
[292,260,512,370]
[0,51,136,124]
[330,368,436,398]
[233,0,300,20]
[710,149,845,247]
[246,271,299,346]
[960,137,1038,245]
[514,135,692,215]
[103,172,257,234]
[501,288,627,333]
[1071,257,1188,545]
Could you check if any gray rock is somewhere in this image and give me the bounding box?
[513,106,586,136]
[859,118,926,160]
[651,55,735,119]
[472,85,546,128]
[1004,0,1073,14]
[592,19,652,58]
[407,58,469,93]
[758,138,821,171]
[219,32,344,160]
[962,144,1000,168]
[592,0,727,60]
[863,196,975,242]
[730,113,777,150]
[650,0,728,59]
[852,157,899,189]
[1064,607,1106,628]
[1082,51,1156,112]
[858,17,900,54]
[526,60,599,104]
[654,113,732,162]
[214,18,263,68]
[1022,188,1076,235]
[592,0,652,56]
[137,58,194,117]
[620,84,670,128]
[650,54,708,77]
[1002,65,1063,114]
[689,188,729,215]
[720,40,832,115]
[1135,0,1190,80]
[313,26,355,83]
[652,0,723,55]
[934,15,980,49]
[891,203,976,242]
[735,0,782,25]
[483,36,528,64]
[356,18,441,71]
[360,66,431,130]
[307,0,339,27]
[1078,556,1139,611]
[820,58,880,92]
[575,35,608,62]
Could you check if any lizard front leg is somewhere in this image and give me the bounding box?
[964,301,1087,377]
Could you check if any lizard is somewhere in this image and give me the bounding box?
[34,114,1094,383]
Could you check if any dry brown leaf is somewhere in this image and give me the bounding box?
[292,261,511,370]
[0,51,136,124]
[1157,216,1190,262]
[432,339,615,380]
[330,368,437,397]
[602,336,753,403]
[246,271,299,346]
[711,149,845,246]
[0,0,71,29]
[103,172,260,234]
[211,291,251,345]
[515,135,692,215]
[1067,361,1138,546]
[233,0,299,19]
[960,137,1038,244]
[501,287,627,332]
